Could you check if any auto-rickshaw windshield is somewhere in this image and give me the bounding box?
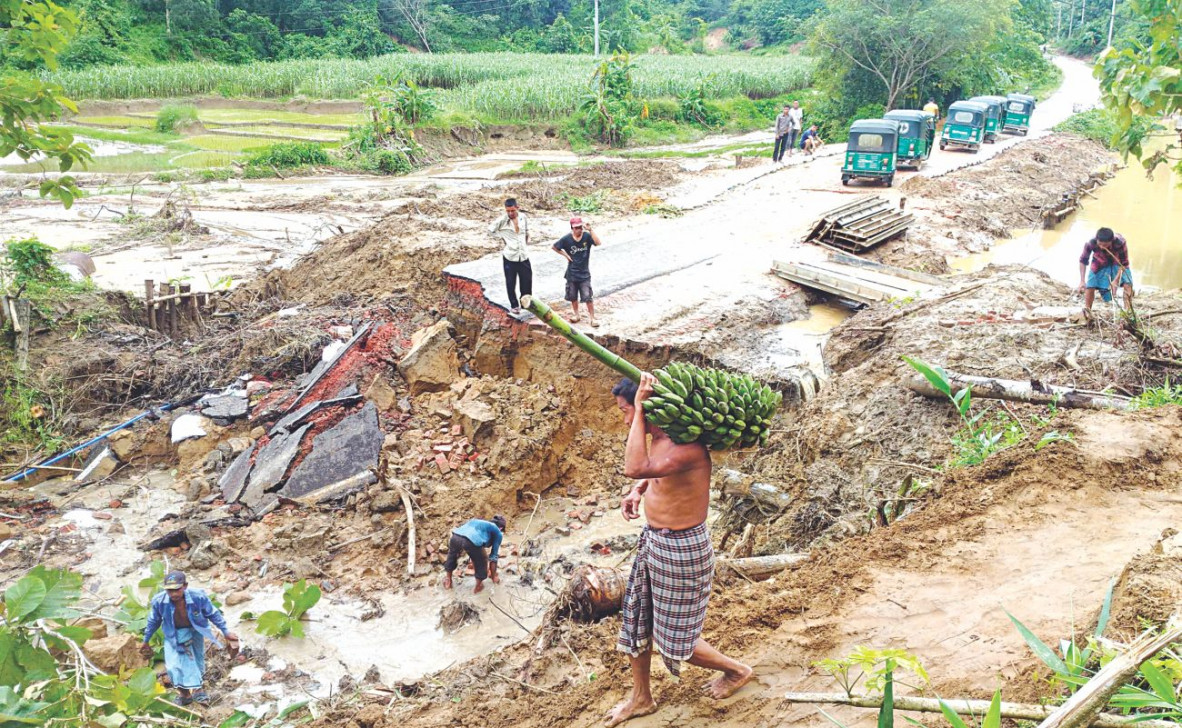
[951,110,978,124]
[1009,101,1030,113]
[851,132,891,152]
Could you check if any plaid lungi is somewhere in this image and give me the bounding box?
[616,522,714,676]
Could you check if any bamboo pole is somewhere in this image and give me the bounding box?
[398,484,416,577]
[780,693,1179,728]
[1036,618,1182,728]
[724,552,809,579]
[906,372,1133,411]
[145,279,156,330]
[520,295,642,382]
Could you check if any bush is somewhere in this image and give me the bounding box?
[1054,109,1119,148]
[247,141,331,168]
[154,104,198,133]
[363,148,413,174]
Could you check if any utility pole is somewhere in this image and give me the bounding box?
[165,0,171,35]
[1067,0,1075,38]
[593,0,600,56]
[1080,0,1087,28]
[1056,0,1062,39]
[1106,0,1116,47]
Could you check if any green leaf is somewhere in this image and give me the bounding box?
[14,641,55,682]
[1094,579,1114,640]
[982,691,1001,728]
[24,566,81,621]
[902,356,952,397]
[877,662,894,728]
[277,700,311,719]
[1140,661,1176,703]
[938,699,970,728]
[3,577,47,623]
[94,712,128,728]
[818,708,850,728]
[218,711,252,728]
[255,611,292,638]
[127,667,160,698]
[1005,609,1069,675]
[288,619,305,639]
[52,625,92,646]
[953,388,972,416]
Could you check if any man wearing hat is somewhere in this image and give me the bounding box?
[553,217,603,327]
[140,571,238,706]
[442,515,506,593]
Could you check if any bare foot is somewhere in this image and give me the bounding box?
[705,665,754,699]
[570,315,581,323]
[604,696,657,727]
[590,319,600,328]
[442,573,453,589]
[474,580,484,594]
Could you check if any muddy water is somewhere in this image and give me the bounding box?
[776,303,854,372]
[952,138,1182,291]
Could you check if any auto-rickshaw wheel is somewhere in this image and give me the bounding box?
[841,175,850,186]
[884,174,894,187]
[939,141,946,150]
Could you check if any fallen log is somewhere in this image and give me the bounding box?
[724,552,809,580]
[781,693,1178,728]
[906,372,1133,411]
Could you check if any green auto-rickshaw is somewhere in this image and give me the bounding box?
[1004,93,1036,135]
[969,95,1007,142]
[940,101,987,152]
[883,110,935,169]
[841,119,901,187]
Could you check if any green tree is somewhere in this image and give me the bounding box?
[811,0,1008,109]
[0,0,91,207]
[226,8,281,59]
[1095,0,1182,176]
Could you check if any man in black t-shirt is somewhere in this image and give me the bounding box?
[552,216,603,327]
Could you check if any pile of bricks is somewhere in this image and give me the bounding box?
[411,424,481,476]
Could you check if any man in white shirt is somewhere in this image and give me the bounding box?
[787,101,804,156]
[489,197,531,315]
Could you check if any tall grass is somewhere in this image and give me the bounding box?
[43,53,813,121]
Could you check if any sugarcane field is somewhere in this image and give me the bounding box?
[4,3,1182,726]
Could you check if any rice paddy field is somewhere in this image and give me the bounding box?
[43,53,814,122]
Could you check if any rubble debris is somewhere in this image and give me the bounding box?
[364,376,397,412]
[397,320,459,395]
[281,403,383,502]
[240,424,311,510]
[280,321,373,417]
[188,539,228,570]
[335,383,360,398]
[171,414,208,443]
[76,445,119,482]
[201,395,249,421]
[453,397,495,441]
[437,601,481,633]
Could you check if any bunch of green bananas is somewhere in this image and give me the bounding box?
[640,362,782,450]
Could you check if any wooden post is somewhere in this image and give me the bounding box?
[180,283,193,322]
[145,279,156,331]
[158,282,170,338]
[167,283,178,338]
[14,299,30,373]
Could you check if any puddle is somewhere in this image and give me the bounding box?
[774,302,855,373]
[952,137,1182,291]
[222,495,638,692]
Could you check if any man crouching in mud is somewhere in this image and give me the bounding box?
[606,373,753,727]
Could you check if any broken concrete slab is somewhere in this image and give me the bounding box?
[281,402,382,501]
[398,320,458,395]
[201,395,248,420]
[76,444,119,482]
[270,401,321,436]
[171,414,208,443]
[335,382,360,399]
[239,424,310,509]
[219,447,254,503]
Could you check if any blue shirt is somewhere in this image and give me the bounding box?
[800,130,818,148]
[143,588,229,648]
[452,519,504,562]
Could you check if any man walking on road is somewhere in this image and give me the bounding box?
[923,98,940,120]
[1079,227,1134,316]
[772,104,795,163]
[140,571,238,706]
[443,515,506,593]
[605,375,753,727]
[553,216,602,327]
[489,198,531,315]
